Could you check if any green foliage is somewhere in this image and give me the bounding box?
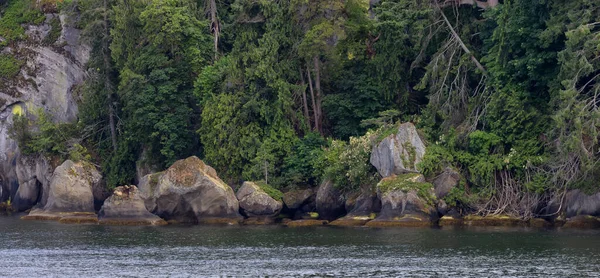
[8,109,87,160]
[377,173,436,207]
[279,132,328,188]
[0,0,45,45]
[322,131,378,192]
[255,180,283,201]
[0,54,22,78]
[43,16,61,45]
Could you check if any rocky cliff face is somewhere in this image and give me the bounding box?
[0,12,89,205]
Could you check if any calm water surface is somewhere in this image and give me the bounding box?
[0,215,599,277]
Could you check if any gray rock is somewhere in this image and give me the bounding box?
[370,122,426,178]
[27,160,102,214]
[236,181,282,218]
[99,185,167,225]
[564,190,600,218]
[139,156,241,224]
[346,192,381,217]
[433,167,460,199]
[283,188,314,210]
[315,180,346,220]
[374,174,437,222]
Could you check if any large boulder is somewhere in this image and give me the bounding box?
[44,160,101,213]
[236,181,283,223]
[370,122,426,178]
[22,160,102,222]
[330,192,381,227]
[316,180,346,221]
[283,188,315,210]
[99,185,167,226]
[564,190,600,218]
[139,156,241,224]
[366,173,437,227]
[433,167,460,199]
[12,155,53,212]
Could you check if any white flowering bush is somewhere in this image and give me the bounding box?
[323,130,379,192]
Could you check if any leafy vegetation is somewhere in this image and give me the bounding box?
[4,0,600,217]
[0,54,22,78]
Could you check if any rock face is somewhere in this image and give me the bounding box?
[370,122,426,178]
[367,174,437,227]
[98,185,167,225]
[236,182,282,220]
[433,167,460,199]
[0,12,89,205]
[139,156,241,224]
[316,180,346,221]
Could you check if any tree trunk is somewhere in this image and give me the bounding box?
[436,3,488,75]
[209,0,219,59]
[104,0,117,152]
[313,56,323,135]
[306,63,319,133]
[299,67,311,130]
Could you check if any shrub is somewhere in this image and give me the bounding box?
[0,0,45,45]
[0,54,23,78]
[323,130,379,192]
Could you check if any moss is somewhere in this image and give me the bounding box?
[284,219,328,227]
[378,173,436,207]
[43,16,61,44]
[374,124,399,143]
[255,181,284,201]
[308,212,319,219]
[0,0,45,45]
[0,54,23,78]
[365,217,433,228]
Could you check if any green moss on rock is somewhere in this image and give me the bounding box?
[255,181,283,201]
[378,173,436,206]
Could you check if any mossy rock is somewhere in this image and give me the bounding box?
[197,218,241,225]
[377,173,436,208]
[58,215,99,224]
[365,214,433,228]
[562,215,600,229]
[528,218,552,228]
[99,218,168,226]
[329,216,372,227]
[462,215,526,227]
[438,215,464,227]
[284,219,328,227]
[242,217,277,225]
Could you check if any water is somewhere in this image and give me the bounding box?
[0,216,599,277]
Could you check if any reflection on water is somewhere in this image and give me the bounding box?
[0,216,599,277]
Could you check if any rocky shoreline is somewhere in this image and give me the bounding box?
[1,123,599,229]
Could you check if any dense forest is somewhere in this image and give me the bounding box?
[3,0,600,218]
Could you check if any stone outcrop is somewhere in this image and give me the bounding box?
[12,155,53,212]
[563,190,600,218]
[236,181,283,223]
[0,12,89,206]
[366,173,437,227]
[22,160,102,222]
[315,180,346,221]
[433,167,460,199]
[370,122,426,178]
[283,188,314,210]
[331,192,380,227]
[139,156,241,224]
[98,185,167,226]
